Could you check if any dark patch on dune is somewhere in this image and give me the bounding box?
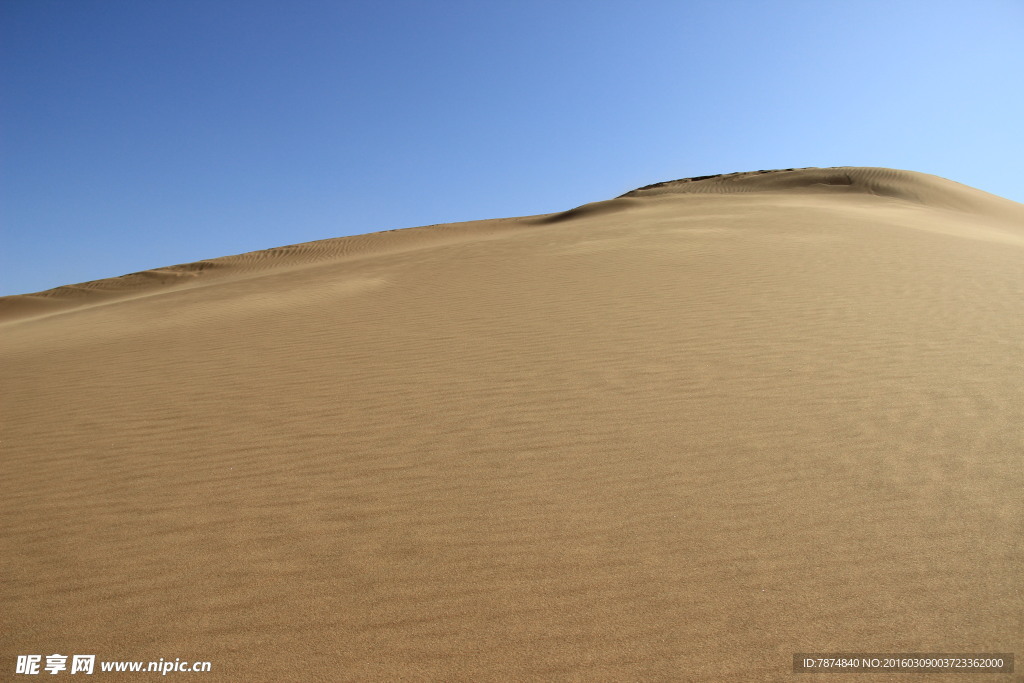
[623,168,803,196]
[530,197,635,224]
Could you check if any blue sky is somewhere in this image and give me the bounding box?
[2,1,1022,296]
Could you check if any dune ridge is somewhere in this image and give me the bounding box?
[2,167,1022,680]
[5,167,1022,325]
[0,214,536,323]
[623,166,1024,213]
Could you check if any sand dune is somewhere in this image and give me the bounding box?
[2,167,1021,680]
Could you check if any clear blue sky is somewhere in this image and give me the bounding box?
[2,1,1022,296]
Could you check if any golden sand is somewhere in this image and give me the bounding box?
[2,168,1021,680]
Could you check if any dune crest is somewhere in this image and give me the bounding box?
[622,166,1024,215]
[3,167,1022,325]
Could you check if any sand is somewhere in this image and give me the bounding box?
[2,167,1021,681]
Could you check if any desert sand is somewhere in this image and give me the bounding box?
[2,167,1021,680]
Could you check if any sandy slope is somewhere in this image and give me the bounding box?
[2,167,1022,681]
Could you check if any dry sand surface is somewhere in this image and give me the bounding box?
[2,167,1022,681]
